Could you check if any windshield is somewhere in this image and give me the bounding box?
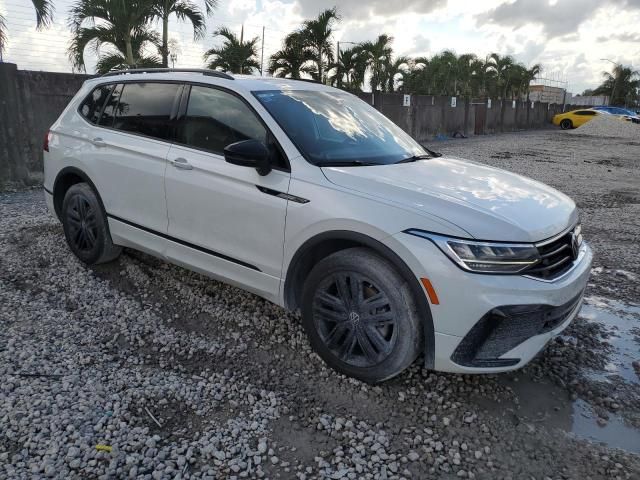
[253,90,427,166]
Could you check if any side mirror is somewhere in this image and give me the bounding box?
[224,139,271,176]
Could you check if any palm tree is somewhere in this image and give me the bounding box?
[93,29,162,73]
[204,27,260,74]
[384,56,409,92]
[69,0,161,72]
[359,34,393,92]
[269,31,315,79]
[487,53,516,98]
[329,46,366,90]
[150,0,217,68]
[522,64,541,101]
[1,0,53,59]
[453,53,477,96]
[300,8,339,83]
[593,64,640,106]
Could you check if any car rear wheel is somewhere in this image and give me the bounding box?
[301,247,422,383]
[560,119,573,130]
[61,183,122,265]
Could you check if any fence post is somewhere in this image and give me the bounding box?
[0,63,26,186]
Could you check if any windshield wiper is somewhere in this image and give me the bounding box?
[320,160,379,167]
[394,154,432,164]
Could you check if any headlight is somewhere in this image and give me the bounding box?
[405,230,541,274]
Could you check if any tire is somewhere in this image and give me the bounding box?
[301,247,422,383]
[61,183,122,265]
[560,119,573,130]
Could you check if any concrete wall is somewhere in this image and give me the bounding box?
[0,63,591,187]
[371,94,587,142]
[0,63,91,187]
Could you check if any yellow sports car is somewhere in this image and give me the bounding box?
[552,109,601,129]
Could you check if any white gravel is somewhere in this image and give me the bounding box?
[570,113,640,139]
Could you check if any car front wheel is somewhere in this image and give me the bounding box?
[301,247,422,383]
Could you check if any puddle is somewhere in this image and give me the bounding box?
[478,297,640,453]
[580,297,640,384]
[570,399,640,454]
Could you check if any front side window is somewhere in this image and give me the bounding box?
[112,82,181,141]
[254,90,426,166]
[79,84,114,124]
[576,111,596,116]
[177,86,267,155]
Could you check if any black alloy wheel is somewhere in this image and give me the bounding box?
[66,194,98,252]
[312,272,397,368]
[301,247,423,383]
[61,182,122,265]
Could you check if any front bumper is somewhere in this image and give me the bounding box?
[390,232,593,373]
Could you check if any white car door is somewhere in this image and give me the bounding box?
[85,82,182,241]
[164,84,291,301]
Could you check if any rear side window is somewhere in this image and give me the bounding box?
[79,84,114,124]
[112,83,181,141]
[177,85,267,155]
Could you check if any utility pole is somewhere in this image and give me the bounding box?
[336,41,340,88]
[335,40,358,89]
[240,25,244,74]
[260,26,265,76]
[601,58,620,105]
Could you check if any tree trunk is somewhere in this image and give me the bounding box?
[125,32,135,67]
[162,10,169,68]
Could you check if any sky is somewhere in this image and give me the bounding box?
[1,0,639,94]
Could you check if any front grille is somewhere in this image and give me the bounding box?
[524,226,580,280]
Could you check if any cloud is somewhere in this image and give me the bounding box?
[410,34,432,55]
[295,0,447,19]
[476,0,605,37]
[597,32,640,42]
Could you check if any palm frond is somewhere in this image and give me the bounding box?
[171,0,206,39]
[0,13,7,57]
[31,0,54,29]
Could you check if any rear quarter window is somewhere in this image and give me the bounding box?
[78,84,114,124]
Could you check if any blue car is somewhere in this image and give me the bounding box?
[592,106,640,123]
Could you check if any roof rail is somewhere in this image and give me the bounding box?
[101,68,234,80]
[291,78,322,84]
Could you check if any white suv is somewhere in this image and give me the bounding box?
[43,69,592,382]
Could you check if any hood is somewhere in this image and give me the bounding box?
[322,156,578,242]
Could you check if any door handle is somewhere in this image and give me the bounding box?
[170,157,193,170]
[92,137,107,148]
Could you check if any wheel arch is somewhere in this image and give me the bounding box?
[284,230,435,368]
[52,166,102,221]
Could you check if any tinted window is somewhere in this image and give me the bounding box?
[99,83,123,127]
[575,110,596,116]
[178,86,267,155]
[79,84,114,124]
[112,83,181,141]
[254,90,426,166]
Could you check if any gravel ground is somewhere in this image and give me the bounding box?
[1,129,639,479]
